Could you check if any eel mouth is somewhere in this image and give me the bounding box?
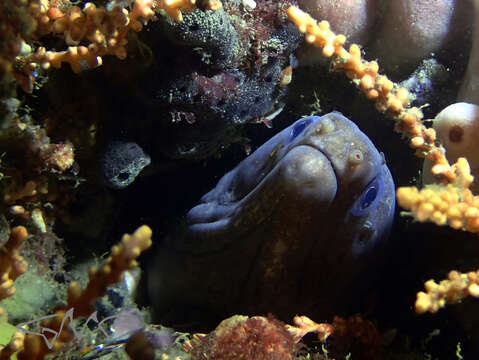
[181,143,338,254]
[300,127,343,183]
[302,141,340,183]
[243,116,343,198]
[186,142,337,229]
[185,117,344,228]
[177,116,344,252]
[299,112,381,190]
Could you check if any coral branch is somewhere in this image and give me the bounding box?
[288,5,479,236]
[15,0,205,92]
[397,158,479,232]
[16,0,155,92]
[0,226,28,314]
[12,225,152,360]
[415,270,479,314]
[286,5,479,315]
[285,315,334,343]
[157,0,198,21]
[287,5,459,184]
[66,224,153,317]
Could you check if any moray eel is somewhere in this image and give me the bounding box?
[149,112,395,323]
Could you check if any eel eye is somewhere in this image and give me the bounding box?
[350,175,384,217]
[290,117,314,141]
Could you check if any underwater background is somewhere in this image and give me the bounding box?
[0,0,479,359]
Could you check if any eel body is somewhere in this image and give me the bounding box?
[149,112,395,322]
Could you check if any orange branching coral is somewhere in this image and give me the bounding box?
[415,270,479,314]
[396,158,479,233]
[16,0,204,92]
[286,6,458,185]
[396,137,479,314]
[286,6,479,316]
[395,148,479,314]
[288,315,385,359]
[288,4,479,237]
[16,0,156,92]
[157,0,198,21]
[66,224,153,316]
[9,225,152,360]
[0,226,28,315]
[285,315,334,343]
